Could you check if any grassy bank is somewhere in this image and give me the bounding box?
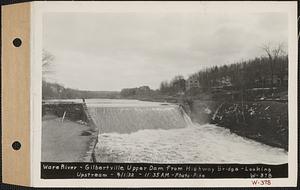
[42,101,99,162]
[42,114,98,162]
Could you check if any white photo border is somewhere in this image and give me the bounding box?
[31,1,298,187]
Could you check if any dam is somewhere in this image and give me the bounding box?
[85,99,287,164]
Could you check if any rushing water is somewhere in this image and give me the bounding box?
[86,99,287,164]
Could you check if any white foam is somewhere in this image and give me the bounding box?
[87,99,287,164]
[94,123,287,164]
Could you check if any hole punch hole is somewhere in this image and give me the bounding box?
[12,141,21,150]
[13,38,22,47]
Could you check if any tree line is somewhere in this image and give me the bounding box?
[42,44,288,100]
[158,44,288,96]
[42,81,119,99]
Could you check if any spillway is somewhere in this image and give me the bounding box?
[88,106,187,133]
[86,99,288,164]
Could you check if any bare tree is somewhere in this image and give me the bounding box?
[261,43,285,89]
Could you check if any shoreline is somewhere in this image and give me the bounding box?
[188,100,288,151]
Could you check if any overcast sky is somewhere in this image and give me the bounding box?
[43,12,287,91]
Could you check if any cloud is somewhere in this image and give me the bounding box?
[43,12,288,91]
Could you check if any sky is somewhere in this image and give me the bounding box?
[43,12,288,91]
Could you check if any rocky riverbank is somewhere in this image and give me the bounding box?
[184,99,288,150]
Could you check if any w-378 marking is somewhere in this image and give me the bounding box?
[251,180,272,186]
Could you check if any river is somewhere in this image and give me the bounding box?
[86,99,287,164]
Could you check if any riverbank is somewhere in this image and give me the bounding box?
[211,101,288,150]
[185,100,288,150]
[125,96,288,150]
[42,115,98,162]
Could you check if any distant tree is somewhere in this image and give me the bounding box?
[120,88,137,97]
[261,43,286,88]
[137,86,151,94]
[170,75,186,93]
[159,81,170,94]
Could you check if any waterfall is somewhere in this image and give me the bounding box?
[87,105,189,134]
[85,99,287,164]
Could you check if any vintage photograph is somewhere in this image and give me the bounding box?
[41,10,289,168]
